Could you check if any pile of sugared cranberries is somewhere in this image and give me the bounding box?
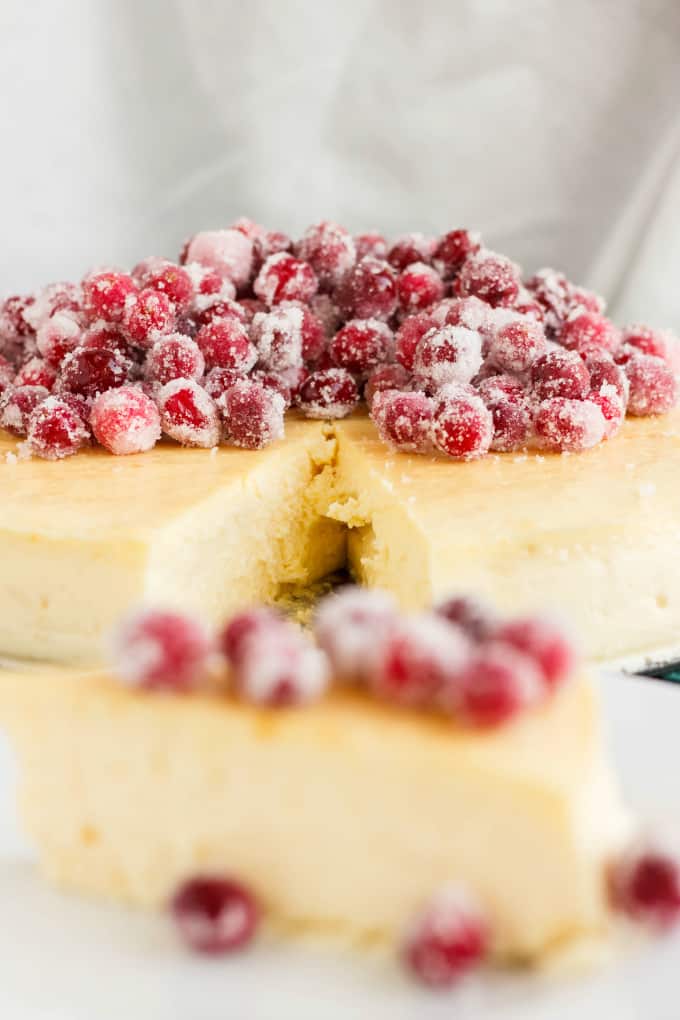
[1,219,677,461]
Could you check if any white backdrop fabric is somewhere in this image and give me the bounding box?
[2,0,680,327]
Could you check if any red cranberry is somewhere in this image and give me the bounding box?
[185,229,254,288]
[187,264,226,297]
[534,397,606,452]
[26,395,90,459]
[610,840,680,931]
[387,233,434,271]
[452,642,542,726]
[414,326,482,390]
[250,370,293,408]
[495,616,576,690]
[476,373,526,404]
[403,885,489,988]
[233,622,329,707]
[372,390,433,453]
[145,333,205,385]
[24,283,81,332]
[587,388,625,439]
[526,269,603,337]
[394,312,437,371]
[354,231,388,261]
[624,354,677,416]
[171,876,259,955]
[0,385,49,436]
[222,378,285,449]
[250,306,304,372]
[0,354,15,393]
[586,352,628,404]
[314,587,398,683]
[488,398,533,452]
[435,595,497,642]
[132,257,194,313]
[336,256,398,321]
[194,318,256,373]
[279,301,325,362]
[82,271,137,324]
[294,221,356,290]
[397,262,444,313]
[432,387,493,460]
[80,322,136,360]
[253,252,318,306]
[220,606,287,665]
[15,357,57,390]
[369,613,469,707]
[457,250,520,307]
[297,368,359,419]
[110,608,211,690]
[157,379,221,447]
[431,295,491,332]
[530,348,590,401]
[488,319,546,373]
[60,346,131,397]
[230,216,266,241]
[90,385,161,455]
[559,311,620,357]
[123,288,175,348]
[236,297,267,325]
[36,310,82,367]
[203,366,245,402]
[364,363,412,406]
[432,229,481,279]
[252,230,293,275]
[621,324,679,367]
[329,319,393,376]
[513,288,545,321]
[192,294,244,329]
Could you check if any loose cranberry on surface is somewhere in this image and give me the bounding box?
[253,252,318,307]
[435,595,497,642]
[610,839,680,931]
[368,613,469,707]
[624,354,677,416]
[534,397,606,453]
[559,311,620,357]
[60,346,131,398]
[452,642,542,726]
[250,306,304,372]
[14,357,57,390]
[387,233,434,272]
[487,319,546,373]
[222,378,285,449]
[185,229,254,288]
[329,319,393,377]
[145,333,205,386]
[132,257,194,313]
[194,317,256,374]
[364,363,412,407]
[530,348,590,401]
[402,885,489,988]
[294,221,356,290]
[394,312,437,372]
[157,379,221,448]
[314,587,398,683]
[36,310,82,367]
[354,231,388,261]
[25,395,91,459]
[82,271,137,324]
[110,608,211,690]
[220,606,288,665]
[494,616,576,690]
[456,250,520,307]
[372,390,433,453]
[397,262,444,313]
[0,385,49,436]
[123,288,175,348]
[413,326,483,390]
[335,256,398,321]
[171,876,260,955]
[297,368,359,419]
[233,622,330,707]
[90,386,161,455]
[432,387,493,460]
[432,229,481,279]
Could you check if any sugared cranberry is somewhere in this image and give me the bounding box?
[253,252,318,307]
[194,318,257,374]
[0,385,49,436]
[314,587,398,683]
[329,318,393,377]
[250,305,304,372]
[512,287,545,321]
[184,263,225,298]
[233,623,329,707]
[610,839,680,931]
[250,370,293,408]
[252,230,293,276]
[0,354,15,393]
[530,348,590,401]
[354,231,388,261]
[192,293,244,330]
[231,216,266,242]
[36,310,82,367]
[372,390,433,453]
[60,346,131,397]
[435,595,497,642]
[387,233,434,271]
[559,311,620,357]
[222,378,285,449]
[145,333,205,386]
[621,324,679,368]
[90,386,161,455]
[488,319,546,373]
[15,356,57,390]
[220,606,287,665]
[526,269,604,337]
[364,363,412,407]
[336,256,398,321]
[487,398,533,452]
[123,288,175,348]
[624,354,677,416]
[203,366,245,402]
[431,295,491,332]
[185,229,254,288]
[171,876,260,955]
[110,607,211,690]
[157,379,221,447]
[534,397,606,452]
[414,326,483,390]
[476,373,526,404]
[432,387,493,459]
[587,387,625,439]
[452,642,542,726]
[23,282,81,332]
[82,271,137,324]
[432,229,481,279]
[369,613,469,707]
[235,297,266,325]
[495,616,576,691]
[397,262,444,313]
[394,312,437,372]
[297,368,359,419]
[457,250,520,307]
[132,257,194,313]
[294,221,356,290]
[586,352,629,404]
[80,322,136,360]
[403,885,489,988]
[25,395,90,459]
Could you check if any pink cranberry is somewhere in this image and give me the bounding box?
[297,368,359,419]
[0,354,15,393]
[185,229,254,288]
[233,623,329,707]
[329,319,393,376]
[559,311,620,357]
[587,387,625,439]
[253,252,318,307]
[15,356,57,390]
[60,346,131,397]
[110,607,211,690]
[394,312,437,371]
[123,288,175,348]
[414,326,482,390]
[624,354,677,416]
[314,587,398,683]
[512,288,545,321]
[203,366,245,402]
[495,616,576,691]
[354,232,388,261]
[432,387,493,459]
[457,250,520,307]
[23,282,82,332]
[534,396,606,452]
[435,595,497,642]
[171,876,260,955]
[488,398,533,452]
[194,318,257,374]
[82,271,137,324]
[530,348,590,401]
[372,390,433,453]
[231,216,266,242]
[452,642,542,726]
[132,257,194,313]
[621,324,679,367]
[145,333,205,386]
[26,395,91,459]
[488,319,546,373]
[336,256,398,321]
[397,262,444,313]
[403,885,489,988]
[364,363,412,406]
[90,385,161,455]
[610,840,680,931]
[0,385,49,436]
[294,221,356,290]
[185,263,225,297]
[284,302,325,362]
[586,352,629,404]
[220,606,287,665]
[192,294,244,329]
[252,230,293,275]
[476,373,526,404]
[250,305,304,372]
[369,613,469,708]
[526,269,604,337]
[387,233,434,271]
[250,370,293,408]
[36,310,82,367]
[222,378,285,449]
[432,229,481,279]
[157,379,221,447]
[431,295,491,332]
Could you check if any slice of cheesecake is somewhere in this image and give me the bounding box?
[0,664,630,963]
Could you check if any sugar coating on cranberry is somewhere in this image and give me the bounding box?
[535,397,606,452]
[36,310,82,367]
[364,363,412,407]
[488,319,546,373]
[90,385,161,455]
[354,231,388,261]
[621,324,680,370]
[414,325,483,390]
[587,385,625,439]
[15,356,57,390]
[60,346,131,398]
[0,353,14,390]
[283,302,326,362]
[559,310,620,357]
[192,292,244,329]
[432,229,482,279]
[234,624,329,707]
[80,322,135,360]
[294,221,356,290]
[526,268,604,336]
[25,395,90,460]
[203,366,244,402]
[171,876,259,955]
[394,313,437,372]
[431,296,490,333]
[309,292,342,338]
[132,257,194,313]
[488,398,533,452]
[185,229,254,288]
[123,287,175,348]
[336,256,398,321]
[157,379,221,448]
[23,281,82,332]
[368,613,469,707]
[452,642,543,726]
[222,378,285,449]
[251,305,304,372]
[0,385,49,436]
[476,373,526,405]
[432,387,493,459]
[494,616,576,691]
[145,333,205,386]
[314,587,398,683]
[624,354,677,416]
[610,838,680,931]
[184,262,226,298]
[297,368,359,419]
[435,595,498,642]
[402,884,489,988]
[329,318,393,377]
[587,352,629,404]
[457,250,520,307]
[110,608,211,691]
[194,318,256,374]
[530,348,590,401]
[82,271,137,324]
[372,390,433,453]
[387,233,434,272]
[220,606,288,665]
[397,262,444,313]
[254,252,318,307]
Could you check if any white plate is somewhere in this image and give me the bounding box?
[0,671,679,1020]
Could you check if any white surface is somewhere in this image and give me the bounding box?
[0,671,679,1018]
